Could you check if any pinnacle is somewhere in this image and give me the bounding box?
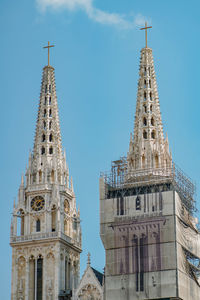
[127,46,172,171]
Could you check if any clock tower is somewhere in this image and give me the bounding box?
[10,43,82,300]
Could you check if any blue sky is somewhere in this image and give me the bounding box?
[1,0,200,297]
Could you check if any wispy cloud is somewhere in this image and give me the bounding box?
[36,0,147,29]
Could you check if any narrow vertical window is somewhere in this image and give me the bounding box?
[49,121,52,130]
[49,96,51,105]
[36,219,40,232]
[49,147,53,154]
[37,257,43,300]
[117,197,125,215]
[45,84,47,93]
[43,121,46,129]
[42,134,45,142]
[49,109,52,117]
[43,109,46,117]
[49,133,53,142]
[136,196,141,210]
[144,92,146,101]
[49,84,51,93]
[41,147,45,155]
[44,97,47,105]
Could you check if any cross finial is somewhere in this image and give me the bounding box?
[140,22,152,48]
[43,41,55,66]
[87,252,91,266]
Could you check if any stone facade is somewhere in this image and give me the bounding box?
[10,64,82,300]
[100,46,200,300]
[74,254,104,300]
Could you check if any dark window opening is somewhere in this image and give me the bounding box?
[143,117,147,126]
[44,97,47,105]
[143,131,147,139]
[144,92,146,101]
[45,85,47,93]
[149,80,151,88]
[49,85,51,93]
[43,109,46,117]
[49,97,51,105]
[151,117,155,126]
[150,105,152,112]
[36,219,40,232]
[150,92,152,101]
[42,134,45,142]
[37,258,43,300]
[143,105,147,113]
[49,147,53,154]
[117,197,125,216]
[144,80,146,88]
[43,121,46,129]
[151,130,155,139]
[41,147,45,155]
[49,134,53,142]
[49,109,52,117]
[49,121,52,130]
[136,196,141,210]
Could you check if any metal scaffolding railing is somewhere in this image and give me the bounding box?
[101,157,196,214]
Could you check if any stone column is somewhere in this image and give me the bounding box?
[25,258,29,300]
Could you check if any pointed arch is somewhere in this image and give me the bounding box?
[51,205,56,232]
[143,130,147,139]
[36,219,40,232]
[155,154,159,168]
[151,130,156,139]
[151,117,155,126]
[143,117,147,126]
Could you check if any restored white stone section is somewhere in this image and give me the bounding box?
[10,64,82,299]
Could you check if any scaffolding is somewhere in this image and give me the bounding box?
[101,157,196,214]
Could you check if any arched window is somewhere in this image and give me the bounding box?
[17,209,25,236]
[117,196,125,216]
[49,147,53,154]
[144,67,146,76]
[151,130,156,139]
[142,155,145,168]
[39,170,42,183]
[43,121,46,129]
[143,117,147,126]
[49,109,52,117]
[136,196,141,210]
[144,80,146,88]
[151,117,155,126]
[144,92,146,101]
[155,155,159,168]
[45,84,47,93]
[51,170,54,182]
[149,80,151,88]
[150,92,152,101]
[41,147,45,155]
[49,84,51,93]
[143,130,147,139]
[150,105,152,112]
[49,134,53,142]
[143,105,147,113]
[51,205,56,232]
[49,97,51,105]
[43,109,46,117]
[49,121,52,130]
[44,97,47,105]
[42,134,45,142]
[36,219,40,232]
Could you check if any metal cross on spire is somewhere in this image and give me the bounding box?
[140,22,152,48]
[43,41,55,66]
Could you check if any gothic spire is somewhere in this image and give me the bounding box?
[127,46,172,170]
[26,58,69,186]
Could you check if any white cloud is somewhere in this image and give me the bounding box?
[36,0,146,29]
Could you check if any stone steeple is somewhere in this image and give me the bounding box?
[26,65,69,187]
[127,46,172,171]
[10,48,81,300]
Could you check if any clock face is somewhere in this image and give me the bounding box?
[31,196,45,211]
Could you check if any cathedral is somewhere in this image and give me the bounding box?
[10,26,200,300]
